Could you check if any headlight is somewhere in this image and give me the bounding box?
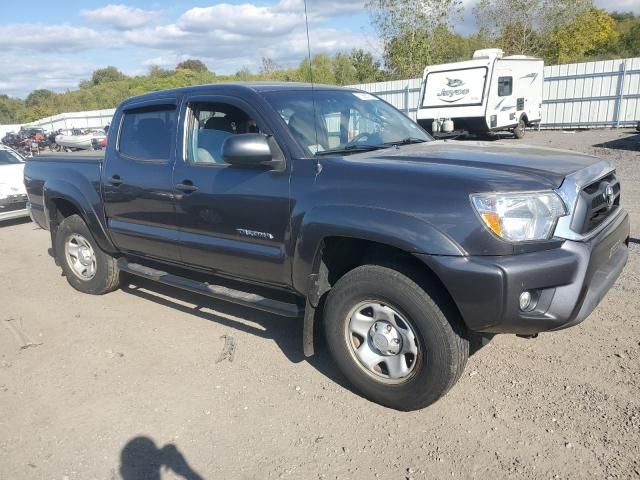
[470,191,567,242]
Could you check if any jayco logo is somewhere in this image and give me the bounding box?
[437,78,470,102]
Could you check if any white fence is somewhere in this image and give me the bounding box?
[348,57,640,129]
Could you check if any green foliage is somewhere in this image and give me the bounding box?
[148,66,174,78]
[91,66,127,86]
[543,8,618,63]
[176,59,209,72]
[350,49,385,83]
[367,0,464,77]
[0,95,27,124]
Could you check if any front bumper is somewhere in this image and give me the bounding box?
[419,209,630,334]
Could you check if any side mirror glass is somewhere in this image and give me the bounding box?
[221,133,276,168]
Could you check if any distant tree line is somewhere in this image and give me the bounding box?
[1,3,638,125]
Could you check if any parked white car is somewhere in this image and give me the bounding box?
[0,144,29,222]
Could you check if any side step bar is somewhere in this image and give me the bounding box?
[117,259,302,318]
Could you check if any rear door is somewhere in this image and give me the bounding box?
[172,94,292,286]
[102,98,181,261]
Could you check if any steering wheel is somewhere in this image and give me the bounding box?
[346,132,372,147]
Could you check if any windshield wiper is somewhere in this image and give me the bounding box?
[314,144,391,156]
[382,137,428,146]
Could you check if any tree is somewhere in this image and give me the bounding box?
[234,67,253,81]
[350,49,384,83]
[260,57,279,78]
[367,0,463,77]
[148,65,173,78]
[332,53,358,85]
[474,0,592,56]
[91,66,127,85]
[543,8,618,63]
[0,95,27,124]
[25,89,55,107]
[176,59,209,72]
[623,22,640,53]
[297,55,336,84]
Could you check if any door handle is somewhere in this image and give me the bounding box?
[109,175,123,186]
[176,181,198,193]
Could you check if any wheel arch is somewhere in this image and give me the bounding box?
[43,179,117,256]
[301,235,466,357]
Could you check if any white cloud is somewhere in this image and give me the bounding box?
[178,4,302,36]
[0,55,95,97]
[595,0,640,13]
[81,4,160,30]
[0,24,101,51]
[0,1,375,96]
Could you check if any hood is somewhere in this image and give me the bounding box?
[0,163,26,197]
[354,140,603,188]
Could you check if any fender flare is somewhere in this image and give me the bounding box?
[294,205,464,357]
[43,178,118,256]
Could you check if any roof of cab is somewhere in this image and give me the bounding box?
[121,82,355,106]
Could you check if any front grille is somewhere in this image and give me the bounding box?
[570,173,620,234]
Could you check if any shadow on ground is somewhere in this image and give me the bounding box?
[120,436,203,480]
[121,277,353,393]
[593,132,640,152]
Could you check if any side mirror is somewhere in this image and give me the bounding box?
[221,133,276,168]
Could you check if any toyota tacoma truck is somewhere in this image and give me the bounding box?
[24,83,630,411]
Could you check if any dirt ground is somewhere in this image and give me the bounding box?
[1,128,639,480]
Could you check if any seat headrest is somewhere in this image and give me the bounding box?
[204,116,234,133]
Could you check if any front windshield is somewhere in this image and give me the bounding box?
[263,89,432,156]
[0,149,23,165]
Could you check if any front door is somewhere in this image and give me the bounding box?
[102,99,180,261]
[172,95,291,286]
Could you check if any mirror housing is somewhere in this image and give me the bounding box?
[221,133,277,168]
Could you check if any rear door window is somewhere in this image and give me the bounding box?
[118,106,176,161]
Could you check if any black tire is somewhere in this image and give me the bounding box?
[54,214,120,295]
[323,265,469,411]
[513,118,526,139]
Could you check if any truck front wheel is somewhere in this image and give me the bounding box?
[55,214,120,295]
[323,265,469,411]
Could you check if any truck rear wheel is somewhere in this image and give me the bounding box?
[55,214,120,295]
[323,265,469,411]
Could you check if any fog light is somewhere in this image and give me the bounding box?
[519,291,536,312]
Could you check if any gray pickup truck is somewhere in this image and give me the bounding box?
[24,83,630,410]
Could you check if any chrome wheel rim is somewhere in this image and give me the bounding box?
[346,301,419,383]
[64,234,97,280]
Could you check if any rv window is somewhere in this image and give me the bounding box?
[498,77,512,97]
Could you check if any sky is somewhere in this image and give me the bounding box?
[1,0,637,98]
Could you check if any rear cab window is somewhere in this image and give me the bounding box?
[118,105,176,161]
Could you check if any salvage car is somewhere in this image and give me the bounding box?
[24,83,630,410]
[0,144,29,222]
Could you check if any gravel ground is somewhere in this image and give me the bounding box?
[1,128,639,480]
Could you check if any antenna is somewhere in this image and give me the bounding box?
[303,0,321,163]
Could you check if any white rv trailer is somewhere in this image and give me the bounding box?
[416,49,544,139]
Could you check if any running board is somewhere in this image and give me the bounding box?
[117,259,302,318]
